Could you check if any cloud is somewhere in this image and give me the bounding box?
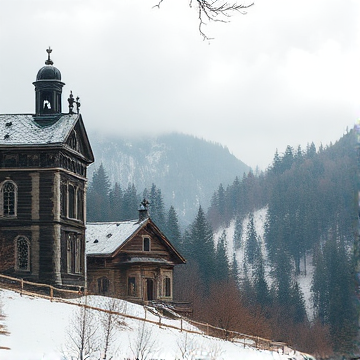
[0,0,358,169]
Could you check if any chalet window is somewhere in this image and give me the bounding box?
[67,233,82,274]
[1,180,17,217]
[163,277,171,297]
[15,236,30,271]
[98,277,110,295]
[143,237,150,252]
[128,277,136,296]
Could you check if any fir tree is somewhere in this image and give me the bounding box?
[233,216,243,250]
[253,254,270,308]
[109,182,122,221]
[245,213,261,266]
[122,184,139,220]
[148,184,166,230]
[87,164,111,221]
[189,206,216,292]
[215,231,230,282]
[230,252,239,281]
[165,206,182,249]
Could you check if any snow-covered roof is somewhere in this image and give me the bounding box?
[0,114,79,146]
[86,219,147,256]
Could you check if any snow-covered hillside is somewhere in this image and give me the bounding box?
[0,288,305,360]
[214,207,315,318]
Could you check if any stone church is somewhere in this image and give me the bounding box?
[0,49,185,304]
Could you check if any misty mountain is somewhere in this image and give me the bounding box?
[87,132,250,224]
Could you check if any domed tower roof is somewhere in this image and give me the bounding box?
[33,47,65,119]
[36,65,61,81]
[36,47,62,80]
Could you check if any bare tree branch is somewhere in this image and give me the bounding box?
[129,321,158,360]
[63,298,99,360]
[154,0,254,40]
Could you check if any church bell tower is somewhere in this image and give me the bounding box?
[33,47,65,116]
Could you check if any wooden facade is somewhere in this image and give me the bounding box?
[86,218,186,303]
[0,50,94,287]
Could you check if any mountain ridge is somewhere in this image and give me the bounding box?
[87,131,251,224]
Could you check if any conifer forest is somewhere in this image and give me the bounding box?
[87,130,360,357]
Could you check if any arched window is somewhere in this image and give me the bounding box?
[1,180,17,217]
[15,236,30,271]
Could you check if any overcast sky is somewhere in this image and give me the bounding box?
[0,0,359,169]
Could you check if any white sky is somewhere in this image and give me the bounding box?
[0,0,359,169]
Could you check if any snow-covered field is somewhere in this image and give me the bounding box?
[0,288,299,360]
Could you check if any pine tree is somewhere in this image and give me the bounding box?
[289,281,307,324]
[253,254,270,308]
[148,184,166,230]
[122,184,139,220]
[230,252,239,281]
[87,164,111,221]
[245,213,261,266]
[233,216,243,250]
[312,238,358,352]
[109,182,122,221]
[189,206,216,292]
[215,231,230,282]
[165,206,182,249]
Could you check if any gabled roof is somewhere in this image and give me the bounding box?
[86,218,186,264]
[86,219,146,256]
[0,113,94,163]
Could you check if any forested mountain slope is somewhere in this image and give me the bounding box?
[87,132,250,224]
[203,130,359,355]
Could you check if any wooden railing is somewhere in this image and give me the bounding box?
[0,275,289,353]
[0,274,82,300]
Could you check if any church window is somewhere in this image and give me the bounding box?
[128,277,136,296]
[77,189,83,221]
[143,237,150,252]
[68,184,76,219]
[15,236,30,271]
[163,277,171,297]
[97,277,110,295]
[1,180,17,217]
[65,183,84,221]
[67,233,82,274]
[60,183,67,217]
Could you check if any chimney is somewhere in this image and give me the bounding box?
[138,199,149,222]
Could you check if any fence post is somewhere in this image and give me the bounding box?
[206,323,209,336]
[20,279,24,296]
[50,286,54,301]
[180,318,183,332]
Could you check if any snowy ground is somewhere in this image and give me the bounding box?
[0,288,301,360]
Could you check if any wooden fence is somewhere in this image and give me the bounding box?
[0,274,287,353]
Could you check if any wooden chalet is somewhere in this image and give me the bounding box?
[0,48,94,287]
[86,204,186,303]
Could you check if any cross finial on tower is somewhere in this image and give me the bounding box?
[45,47,54,65]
